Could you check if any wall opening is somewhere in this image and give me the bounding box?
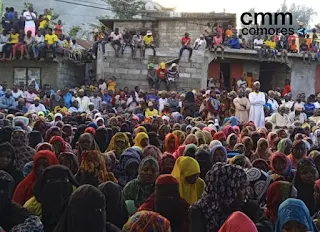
[220,62,231,90]
[259,62,291,92]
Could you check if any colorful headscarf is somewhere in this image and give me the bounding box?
[171,156,204,204]
[183,134,198,146]
[159,152,176,174]
[277,138,293,155]
[107,132,131,158]
[275,199,316,232]
[49,136,67,156]
[141,145,162,162]
[122,210,171,232]
[172,130,186,145]
[246,167,272,204]
[270,152,292,178]
[191,163,248,232]
[211,145,227,163]
[183,144,198,158]
[265,181,296,223]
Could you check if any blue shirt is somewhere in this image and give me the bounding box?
[103,95,112,104]
[64,92,72,108]
[0,96,15,109]
[304,103,315,118]
[228,38,240,49]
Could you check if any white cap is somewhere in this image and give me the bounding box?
[147,30,152,35]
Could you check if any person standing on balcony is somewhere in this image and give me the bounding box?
[204,23,212,48]
[110,28,123,57]
[23,7,37,36]
[179,32,192,61]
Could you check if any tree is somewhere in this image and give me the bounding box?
[102,0,145,19]
[68,26,82,37]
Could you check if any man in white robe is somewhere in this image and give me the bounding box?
[249,81,266,127]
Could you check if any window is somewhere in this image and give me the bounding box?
[13,67,41,86]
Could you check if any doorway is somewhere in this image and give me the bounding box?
[220,62,231,90]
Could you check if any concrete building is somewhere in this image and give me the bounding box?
[97,14,320,97]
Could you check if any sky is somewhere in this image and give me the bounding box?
[156,0,320,27]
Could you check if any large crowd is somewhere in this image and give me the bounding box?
[1,73,320,232]
[1,6,84,62]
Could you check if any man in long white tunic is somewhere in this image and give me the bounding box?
[249,81,265,127]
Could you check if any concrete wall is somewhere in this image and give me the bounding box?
[290,60,317,98]
[96,44,208,90]
[0,60,85,89]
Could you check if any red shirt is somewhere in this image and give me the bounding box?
[157,68,167,79]
[181,37,191,46]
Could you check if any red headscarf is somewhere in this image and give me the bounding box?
[12,150,59,205]
[218,211,257,232]
[213,131,226,142]
[49,136,67,155]
[85,127,96,135]
[160,153,176,174]
[164,133,179,154]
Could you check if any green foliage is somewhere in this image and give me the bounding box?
[102,0,145,19]
[68,26,82,37]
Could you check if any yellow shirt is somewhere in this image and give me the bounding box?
[107,80,116,93]
[269,41,276,49]
[143,35,153,45]
[39,14,52,29]
[9,33,19,44]
[54,106,68,114]
[45,34,58,45]
[145,108,159,117]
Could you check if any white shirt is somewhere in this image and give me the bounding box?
[35,35,44,44]
[68,106,84,113]
[110,32,123,41]
[99,82,107,94]
[23,11,36,27]
[253,39,263,49]
[267,98,279,113]
[281,100,294,112]
[11,90,23,100]
[158,98,168,113]
[193,38,207,50]
[314,102,320,109]
[28,103,46,113]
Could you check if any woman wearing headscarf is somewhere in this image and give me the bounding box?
[61,124,73,144]
[0,142,23,188]
[138,174,190,232]
[226,133,237,151]
[233,143,246,155]
[133,126,147,137]
[246,168,272,206]
[134,132,150,149]
[71,124,86,149]
[211,145,227,164]
[310,150,320,174]
[251,138,272,162]
[275,198,317,232]
[230,155,252,169]
[123,156,159,214]
[148,131,161,149]
[33,120,47,139]
[76,133,100,160]
[195,131,206,146]
[164,133,179,154]
[183,144,198,158]
[270,152,294,181]
[24,165,79,232]
[218,211,258,232]
[171,156,204,205]
[49,136,67,157]
[44,126,62,142]
[106,132,131,159]
[189,163,249,232]
[76,150,114,187]
[114,148,141,188]
[141,145,162,162]
[0,125,13,143]
[209,140,223,151]
[29,130,44,149]
[58,152,80,175]
[122,210,171,232]
[195,149,212,180]
[54,184,122,232]
[172,130,186,146]
[159,153,176,174]
[94,127,110,153]
[98,181,129,229]
[288,140,308,169]
[277,138,293,155]
[184,134,198,146]
[265,181,298,225]
[0,171,44,232]
[293,158,319,214]
[11,129,36,171]
[13,150,59,206]
[213,131,227,144]
[241,136,254,160]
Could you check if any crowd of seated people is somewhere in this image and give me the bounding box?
[0,6,84,62]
